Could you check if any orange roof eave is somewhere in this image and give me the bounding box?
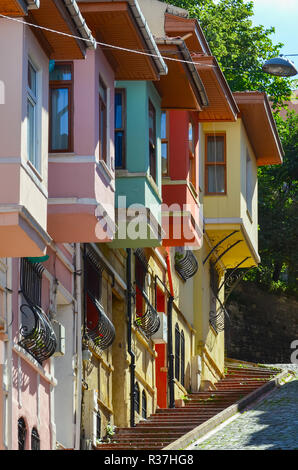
[79,1,166,80]
[234,92,284,166]
[194,55,239,122]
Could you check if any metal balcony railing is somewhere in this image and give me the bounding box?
[86,293,115,351]
[135,289,160,338]
[19,304,57,364]
[174,249,198,281]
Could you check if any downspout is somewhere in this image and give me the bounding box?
[74,243,82,450]
[126,248,135,427]
[165,247,175,408]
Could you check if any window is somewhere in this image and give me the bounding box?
[189,120,196,188]
[96,412,101,441]
[31,428,40,450]
[135,249,148,317]
[49,62,72,152]
[84,246,115,351]
[161,110,169,176]
[18,418,27,450]
[20,258,42,307]
[141,390,147,419]
[99,77,107,163]
[27,60,40,171]
[180,331,185,387]
[246,150,253,216]
[205,134,226,194]
[134,382,140,414]
[175,323,180,381]
[149,100,157,183]
[115,89,126,169]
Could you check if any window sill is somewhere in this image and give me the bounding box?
[27,159,43,182]
[246,209,253,224]
[97,159,114,183]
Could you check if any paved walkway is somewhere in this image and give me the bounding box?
[189,365,298,450]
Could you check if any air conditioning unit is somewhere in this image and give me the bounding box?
[52,320,65,356]
[151,312,167,344]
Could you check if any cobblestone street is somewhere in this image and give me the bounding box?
[189,365,298,451]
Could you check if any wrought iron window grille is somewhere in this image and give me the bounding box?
[175,323,180,381]
[134,249,160,338]
[20,258,43,307]
[18,417,27,450]
[134,288,160,338]
[174,248,198,281]
[85,292,115,352]
[84,245,116,353]
[180,331,185,387]
[19,303,57,364]
[142,390,147,419]
[134,382,140,414]
[19,257,57,364]
[31,427,40,450]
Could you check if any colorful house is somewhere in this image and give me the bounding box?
[0,0,96,450]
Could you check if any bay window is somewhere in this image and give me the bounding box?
[49,62,72,153]
[161,110,168,176]
[27,60,39,171]
[99,77,107,163]
[205,134,226,194]
[149,100,157,183]
[115,89,126,168]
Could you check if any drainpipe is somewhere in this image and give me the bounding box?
[74,243,82,450]
[126,248,135,427]
[165,248,175,409]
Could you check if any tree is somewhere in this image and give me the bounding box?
[161,0,292,106]
[257,109,298,293]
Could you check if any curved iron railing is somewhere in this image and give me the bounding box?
[135,289,160,338]
[174,249,198,281]
[19,304,57,364]
[86,293,115,351]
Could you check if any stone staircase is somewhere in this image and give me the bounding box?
[96,363,279,451]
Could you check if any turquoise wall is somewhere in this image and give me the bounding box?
[115,80,162,212]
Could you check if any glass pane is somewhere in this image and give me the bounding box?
[189,122,194,153]
[49,63,72,81]
[161,111,167,139]
[161,143,168,174]
[27,99,35,165]
[50,88,69,151]
[99,78,106,104]
[207,165,225,193]
[28,62,36,96]
[115,92,123,129]
[207,136,225,162]
[115,131,123,168]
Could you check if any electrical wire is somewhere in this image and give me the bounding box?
[0,12,216,69]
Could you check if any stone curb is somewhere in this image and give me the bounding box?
[163,369,289,450]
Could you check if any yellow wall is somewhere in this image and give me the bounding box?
[193,240,225,387]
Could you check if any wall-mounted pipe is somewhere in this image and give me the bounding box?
[165,247,175,409]
[126,248,136,427]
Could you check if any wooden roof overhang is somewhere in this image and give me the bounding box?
[164,13,211,56]
[0,0,32,17]
[234,92,284,166]
[78,1,167,80]
[28,0,95,60]
[154,39,208,110]
[193,55,239,122]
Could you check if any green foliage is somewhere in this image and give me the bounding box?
[160,0,293,105]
